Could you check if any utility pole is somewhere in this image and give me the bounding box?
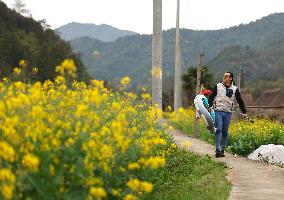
[237,66,242,91]
[152,0,163,110]
[194,53,205,137]
[174,0,182,111]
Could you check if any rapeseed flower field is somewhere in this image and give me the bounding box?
[0,59,175,200]
[168,108,284,156]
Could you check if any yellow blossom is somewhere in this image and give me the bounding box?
[0,141,15,162]
[144,156,166,169]
[13,67,21,76]
[111,102,121,111]
[120,76,131,86]
[141,93,151,101]
[111,189,121,197]
[124,194,138,200]
[55,59,77,78]
[141,181,153,193]
[126,179,140,192]
[54,76,66,85]
[0,169,16,183]
[22,154,40,172]
[91,80,105,89]
[128,162,141,170]
[1,184,14,200]
[127,178,153,193]
[89,187,106,199]
[151,66,162,78]
[19,59,27,67]
[49,165,55,176]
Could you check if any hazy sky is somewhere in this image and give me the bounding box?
[2,0,284,33]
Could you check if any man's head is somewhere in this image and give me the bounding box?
[223,72,233,86]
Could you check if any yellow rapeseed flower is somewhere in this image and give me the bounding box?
[0,169,16,183]
[2,77,8,82]
[124,194,138,200]
[55,59,77,78]
[141,93,151,101]
[22,154,40,172]
[111,102,121,111]
[49,165,55,176]
[19,59,27,67]
[128,162,141,170]
[120,76,131,86]
[151,66,162,78]
[89,187,107,199]
[126,178,153,193]
[144,156,166,169]
[13,67,21,76]
[55,76,66,85]
[140,181,153,193]
[111,189,121,197]
[1,184,14,200]
[126,178,140,192]
[91,79,105,89]
[0,141,15,163]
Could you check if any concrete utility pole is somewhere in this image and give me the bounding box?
[152,0,163,110]
[196,52,205,95]
[237,66,242,91]
[194,53,205,137]
[174,0,182,111]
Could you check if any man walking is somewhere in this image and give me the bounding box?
[208,72,247,158]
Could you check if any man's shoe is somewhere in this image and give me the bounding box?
[215,152,221,158]
[215,150,225,158]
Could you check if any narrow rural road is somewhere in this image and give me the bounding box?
[160,120,284,200]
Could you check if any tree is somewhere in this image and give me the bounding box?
[182,66,215,105]
[38,19,51,30]
[13,0,30,16]
[152,0,163,109]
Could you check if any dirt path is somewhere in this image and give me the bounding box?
[161,121,284,200]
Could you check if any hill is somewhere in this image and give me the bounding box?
[56,22,137,41]
[207,38,284,83]
[69,13,284,88]
[0,1,89,81]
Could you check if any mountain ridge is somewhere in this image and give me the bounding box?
[56,22,137,41]
[69,12,284,88]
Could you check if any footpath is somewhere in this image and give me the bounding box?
[161,120,284,200]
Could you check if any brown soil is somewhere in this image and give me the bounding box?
[240,88,284,122]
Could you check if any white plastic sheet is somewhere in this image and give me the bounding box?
[248,144,284,165]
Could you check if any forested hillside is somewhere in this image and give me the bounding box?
[0,1,89,81]
[70,13,284,88]
[207,38,284,83]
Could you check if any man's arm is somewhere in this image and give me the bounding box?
[208,85,217,108]
[235,88,246,114]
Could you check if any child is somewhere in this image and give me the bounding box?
[200,89,216,128]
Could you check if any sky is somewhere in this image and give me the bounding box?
[2,0,284,34]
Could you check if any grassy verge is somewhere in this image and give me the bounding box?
[144,149,231,200]
[172,119,215,145]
